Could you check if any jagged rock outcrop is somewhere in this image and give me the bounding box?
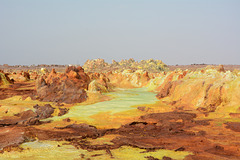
[29,71,38,80]
[83,59,109,72]
[107,69,151,88]
[82,58,168,89]
[150,66,240,113]
[36,66,90,103]
[88,73,113,92]
[0,70,14,85]
[83,58,168,73]
[58,107,69,116]
[33,104,55,119]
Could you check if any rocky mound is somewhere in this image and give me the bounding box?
[88,72,113,93]
[8,71,30,82]
[148,66,240,113]
[0,104,55,127]
[0,70,14,85]
[83,58,168,73]
[107,69,151,88]
[36,66,90,103]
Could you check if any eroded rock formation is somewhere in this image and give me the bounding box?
[36,66,90,103]
[105,69,151,88]
[151,66,240,113]
[0,104,54,126]
[88,72,113,93]
[83,58,168,73]
[0,70,14,85]
[10,71,30,82]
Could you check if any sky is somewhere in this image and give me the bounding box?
[0,0,240,65]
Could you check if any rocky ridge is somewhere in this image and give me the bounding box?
[83,58,168,73]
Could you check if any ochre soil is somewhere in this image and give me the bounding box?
[1,108,240,159]
[0,81,36,100]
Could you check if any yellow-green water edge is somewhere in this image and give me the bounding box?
[46,88,158,123]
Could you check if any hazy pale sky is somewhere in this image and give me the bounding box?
[0,0,239,65]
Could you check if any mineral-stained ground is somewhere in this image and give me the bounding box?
[1,59,240,160]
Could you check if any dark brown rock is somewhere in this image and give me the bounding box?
[162,156,172,160]
[0,104,54,127]
[58,108,69,116]
[225,122,240,132]
[137,106,149,112]
[33,104,55,119]
[36,66,90,104]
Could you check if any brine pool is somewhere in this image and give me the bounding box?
[47,88,158,123]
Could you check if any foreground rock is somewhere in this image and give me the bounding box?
[36,66,90,103]
[1,110,240,159]
[0,127,29,150]
[0,122,102,151]
[65,111,240,159]
[0,104,54,126]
